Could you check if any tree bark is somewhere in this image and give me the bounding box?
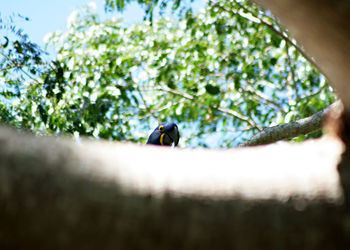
[0,126,346,250]
[2,0,350,249]
[241,101,342,146]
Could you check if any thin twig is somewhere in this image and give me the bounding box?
[213,106,262,131]
[297,87,326,102]
[157,84,262,130]
[0,51,42,84]
[285,41,299,101]
[198,73,286,114]
[138,99,186,119]
[243,82,286,114]
[135,85,160,122]
[157,84,194,100]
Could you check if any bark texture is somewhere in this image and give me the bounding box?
[2,0,350,249]
[0,127,346,250]
[241,101,341,146]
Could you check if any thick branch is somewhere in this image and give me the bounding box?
[240,101,341,146]
[0,126,346,249]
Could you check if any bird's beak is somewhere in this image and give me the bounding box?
[167,126,179,146]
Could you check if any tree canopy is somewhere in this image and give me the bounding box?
[0,0,337,148]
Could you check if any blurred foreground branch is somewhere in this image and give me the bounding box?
[0,126,346,249]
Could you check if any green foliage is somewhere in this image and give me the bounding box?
[105,0,193,21]
[2,1,337,148]
[0,13,47,127]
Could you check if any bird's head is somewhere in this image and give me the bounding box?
[147,122,180,147]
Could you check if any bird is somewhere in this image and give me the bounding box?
[147,122,180,146]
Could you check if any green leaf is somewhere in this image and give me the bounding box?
[205,84,220,95]
[270,57,277,65]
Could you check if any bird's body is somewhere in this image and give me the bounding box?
[147,122,179,146]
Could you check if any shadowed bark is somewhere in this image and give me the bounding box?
[0,126,346,250]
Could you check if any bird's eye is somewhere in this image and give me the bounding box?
[159,125,164,132]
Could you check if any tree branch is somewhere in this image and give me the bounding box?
[285,41,300,101]
[157,85,263,130]
[240,101,341,146]
[0,123,345,249]
[214,105,263,130]
[136,85,161,123]
[199,73,286,114]
[0,51,42,84]
[243,82,286,114]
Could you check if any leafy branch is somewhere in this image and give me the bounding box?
[135,85,161,122]
[0,51,42,84]
[214,0,324,75]
[157,84,263,130]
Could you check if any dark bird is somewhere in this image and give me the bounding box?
[147,122,180,146]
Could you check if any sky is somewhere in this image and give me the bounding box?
[2,0,206,52]
[2,0,145,53]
